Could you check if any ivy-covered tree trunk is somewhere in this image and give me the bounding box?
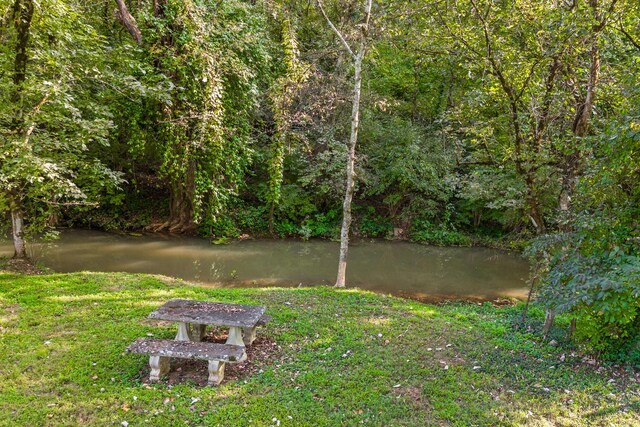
[8,0,34,259]
[266,18,306,236]
[167,158,196,233]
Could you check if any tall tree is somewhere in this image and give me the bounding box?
[316,0,373,288]
[4,0,34,258]
[1,0,122,258]
[111,0,272,234]
[543,0,622,336]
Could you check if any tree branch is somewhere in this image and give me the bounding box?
[534,56,561,144]
[23,84,57,145]
[35,199,99,207]
[114,0,141,45]
[363,0,373,36]
[592,0,618,32]
[618,21,640,50]
[316,0,355,59]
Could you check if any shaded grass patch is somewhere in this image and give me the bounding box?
[0,271,638,426]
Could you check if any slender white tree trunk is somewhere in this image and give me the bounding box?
[336,49,364,287]
[316,0,372,288]
[11,206,27,259]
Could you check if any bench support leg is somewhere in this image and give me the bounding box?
[149,356,169,382]
[207,360,225,386]
[242,327,257,346]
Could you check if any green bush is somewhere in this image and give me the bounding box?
[529,222,640,360]
[273,220,298,237]
[235,205,269,234]
[540,247,640,358]
[200,214,240,239]
[410,218,472,246]
[300,210,341,239]
[357,206,393,238]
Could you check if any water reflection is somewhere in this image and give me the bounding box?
[0,229,529,299]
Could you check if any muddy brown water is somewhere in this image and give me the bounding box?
[0,229,530,300]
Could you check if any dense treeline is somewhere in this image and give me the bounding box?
[1,0,638,356]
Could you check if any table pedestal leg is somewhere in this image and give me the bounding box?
[191,324,207,342]
[226,327,248,362]
[242,327,257,346]
[175,323,207,341]
[175,322,192,341]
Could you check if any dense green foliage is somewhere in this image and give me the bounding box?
[0,0,124,239]
[1,271,638,426]
[1,1,638,354]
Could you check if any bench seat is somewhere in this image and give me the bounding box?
[127,338,246,385]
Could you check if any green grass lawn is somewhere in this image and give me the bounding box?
[0,271,638,426]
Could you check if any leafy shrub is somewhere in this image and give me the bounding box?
[536,242,640,356]
[357,206,393,238]
[410,218,472,246]
[274,184,317,224]
[300,210,341,239]
[235,205,269,234]
[273,220,298,238]
[200,214,240,239]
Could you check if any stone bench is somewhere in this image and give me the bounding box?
[127,338,246,386]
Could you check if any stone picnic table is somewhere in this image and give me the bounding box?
[128,299,270,385]
[147,299,267,349]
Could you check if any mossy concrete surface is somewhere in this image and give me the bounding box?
[0,271,638,426]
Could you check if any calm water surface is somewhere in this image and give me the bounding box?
[0,229,529,300]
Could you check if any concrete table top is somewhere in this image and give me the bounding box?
[148,299,266,328]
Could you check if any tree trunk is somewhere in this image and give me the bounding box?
[568,318,577,339]
[524,174,546,235]
[542,309,555,338]
[268,204,275,236]
[335,48,364,288]
[167,160,196,233]
[7,0,33,260]
[10,199,27,259]
[315,0,372,287]
[114,0,142,45]
[548,5,603,335]
[520,260,540,327]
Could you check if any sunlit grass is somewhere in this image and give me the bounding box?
[0,270,638,426]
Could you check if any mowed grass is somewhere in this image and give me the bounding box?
[0,271,638,426]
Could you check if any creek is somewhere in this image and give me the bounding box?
[0,229,530,301]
